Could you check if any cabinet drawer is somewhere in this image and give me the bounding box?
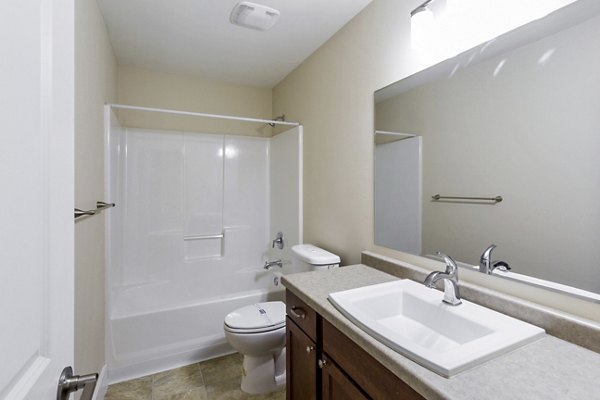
[323,319,425,400]
[286,290,317,341]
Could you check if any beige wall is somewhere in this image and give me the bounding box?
[74,0,117,374]
[273,0,426,265]
[273,0,599,322]
[117,66,273,136]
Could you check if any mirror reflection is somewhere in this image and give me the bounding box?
[374,5,600,297]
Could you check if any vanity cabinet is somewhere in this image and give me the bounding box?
[286,290,318,400]
[321,354,369,400]
[286,290,425,400]
[286,317,317,400]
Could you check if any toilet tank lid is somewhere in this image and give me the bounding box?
[224,301,285,330]
[291,244,341,265]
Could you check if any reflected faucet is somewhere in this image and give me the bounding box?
[479,244,511,274]
[479,244,496,274]
[424,252,462,306]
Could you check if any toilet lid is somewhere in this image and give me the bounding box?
[224,301,286,331]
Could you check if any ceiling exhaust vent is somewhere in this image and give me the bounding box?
[230,2,280,31]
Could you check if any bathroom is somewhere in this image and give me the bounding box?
[2,0,600,399]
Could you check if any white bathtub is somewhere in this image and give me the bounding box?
[104,125,303,383]
[107,284,285,383]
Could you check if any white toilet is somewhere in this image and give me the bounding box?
[223,244,340,395]
[291,244,341,272]
[224,301,287,394]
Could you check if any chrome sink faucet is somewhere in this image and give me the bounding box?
[424,252,462,306]
[479,244,511,274]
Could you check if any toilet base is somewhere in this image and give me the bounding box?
[240,348,286,395]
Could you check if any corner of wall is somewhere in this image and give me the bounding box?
[74,0,118,376]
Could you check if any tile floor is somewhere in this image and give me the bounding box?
[105,353,286,400]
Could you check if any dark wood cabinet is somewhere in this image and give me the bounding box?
[286,316,318,400]
[286,289,425,400]
[321,354,369,400]
[286,289,318,340]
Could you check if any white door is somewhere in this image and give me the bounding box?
[0,0,74,399]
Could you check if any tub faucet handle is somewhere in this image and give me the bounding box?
[272,232,284,249]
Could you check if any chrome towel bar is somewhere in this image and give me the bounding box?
[74,201,115,219]
[183,233,224,241]
[432,194,503,203]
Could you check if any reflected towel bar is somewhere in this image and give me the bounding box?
[74,201,116,219]
[432,194,503,203]
[183,233,224,241]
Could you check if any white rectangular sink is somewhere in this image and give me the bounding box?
[328,280,545,377]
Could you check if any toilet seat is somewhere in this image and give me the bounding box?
[224,301,286,334]
[224,321,285,334]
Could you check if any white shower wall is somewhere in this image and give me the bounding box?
[112,129,273,296]
[105,115,302,382]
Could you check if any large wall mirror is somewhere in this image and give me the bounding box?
[374,1,600,300]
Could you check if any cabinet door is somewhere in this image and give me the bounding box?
[322,355,369,400]
[287,317,317,400]
[323,320,425,400]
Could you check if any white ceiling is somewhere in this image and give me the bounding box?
[97,0,373,88]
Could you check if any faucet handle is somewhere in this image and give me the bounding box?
[480,244,497,262]
[436,251,458,274]
[272,232,284,249]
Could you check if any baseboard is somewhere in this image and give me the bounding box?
[92,364,108,400]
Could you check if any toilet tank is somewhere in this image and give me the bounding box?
[291,244,340,272]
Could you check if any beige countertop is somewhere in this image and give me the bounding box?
[282,264,600,400]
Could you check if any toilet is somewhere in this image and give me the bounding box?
[291,244,341,272]
[223,244,340,394]
[224,302,287,394]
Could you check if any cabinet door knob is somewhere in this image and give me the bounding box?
[318,359,327,369]
[306,346,314,353]
[289,306,306,319]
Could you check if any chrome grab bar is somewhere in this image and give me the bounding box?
[183,233,224,241]
[74,201,115,219]
[431,194,503,203]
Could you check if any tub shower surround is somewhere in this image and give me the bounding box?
[106,115,301,382]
